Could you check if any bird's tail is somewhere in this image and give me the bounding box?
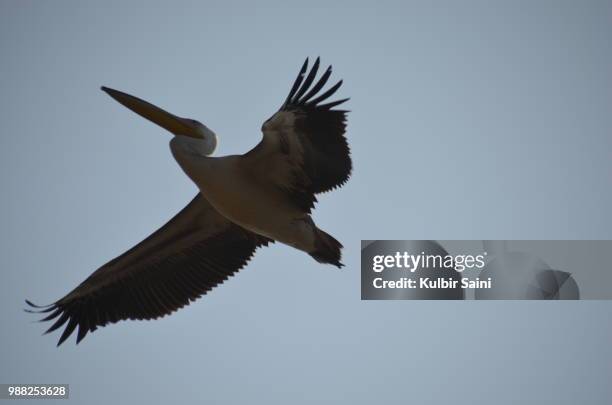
[309,227,344,268]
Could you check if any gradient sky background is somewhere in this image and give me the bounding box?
[1,1,611,403]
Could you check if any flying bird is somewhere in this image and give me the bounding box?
[27,58,352,346]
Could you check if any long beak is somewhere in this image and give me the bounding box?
[101,86,202,138]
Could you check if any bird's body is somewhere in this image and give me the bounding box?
[171,140,316,252]
[28,57,352,345]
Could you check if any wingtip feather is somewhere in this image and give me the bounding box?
[56,317,79,346]
[25,299,52,308]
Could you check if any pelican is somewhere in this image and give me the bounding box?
[26,58,351,346]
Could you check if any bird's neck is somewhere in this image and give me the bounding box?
[170,135,213,157]
[170,135,214,181]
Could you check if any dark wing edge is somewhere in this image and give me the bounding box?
[277,58,352,208]
[26,194,271,346]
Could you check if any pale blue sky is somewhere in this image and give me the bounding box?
[1,1,611,404]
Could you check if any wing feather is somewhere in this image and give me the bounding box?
[292,57,320,103]
[300,65,332,104]
[283,58,309,107]
[245,59,351,213]
[305,80,343,106]
[27,194,271,345]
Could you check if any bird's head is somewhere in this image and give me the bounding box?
[101,86,217,156]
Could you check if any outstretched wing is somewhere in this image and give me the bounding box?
[243,57,351,213]
[27,194,271,346]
